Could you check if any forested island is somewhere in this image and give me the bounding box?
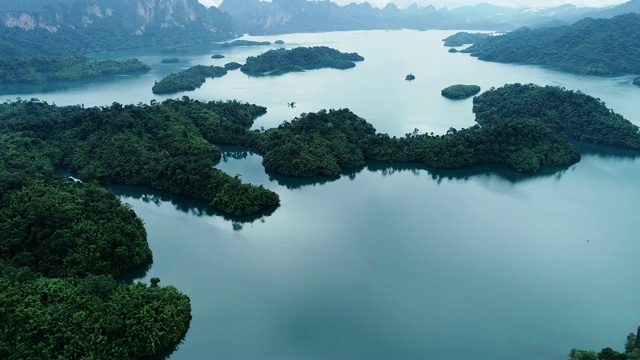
[569,325,640,360]
[152,65,228,94]
[0,57,150,84]
[225,62,243,70]
[441,84,481,99]
[241,46,364,76]
[462,13,640,75]
[161,58,181,64]
[442,32,491,47]
[634,76,640,87]
[243,84,640,176]
[222,40,271,47]
[212,54,226,59]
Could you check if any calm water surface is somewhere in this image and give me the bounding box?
[4,30,640,359]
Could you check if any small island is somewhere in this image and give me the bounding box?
[448,48,458,53]
[0,57,150,84]
[222,40,271,47]
[634,76,640,87]
[224,62,243,70]
[152,65,227,94]
[275,40,285,44]
[211,54,225,59]
[405,73,415,81]
[161,57,180,64]
[441,84,481,99]
[241,46,364,76]
[442,32,491,47]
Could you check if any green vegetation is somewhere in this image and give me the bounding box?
[463,13,640,75]
[222,40,271,47]
[248,84,640,177]
[0,111,193,358]
[275,40,285,44]
[161,58,181,64]
[212,54,226,59]
[473,83,640,149]
[0,57,150,84]
[448,48,458,53]
[241,46,364,76]
[441,84,481,99]
[406,73,416,80]
[569,325,640,360]
[225,62,243,70]
[634,76,640,87]
[442,32,491,46]
[0,274,191,359]
[152,65,228,94]
[0,98,279,216]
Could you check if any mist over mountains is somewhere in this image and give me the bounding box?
[1,0,638,54]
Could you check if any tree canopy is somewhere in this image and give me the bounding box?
[441,84,481,99]
[152,65,228,94]
[0,57,150,84]
[463,13,640,75]
[241,46,364,76]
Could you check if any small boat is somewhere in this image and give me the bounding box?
[405,73,415,81]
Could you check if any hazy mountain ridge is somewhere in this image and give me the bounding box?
[218,0,629,35]
[0,0,238,56]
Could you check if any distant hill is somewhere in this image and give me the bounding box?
[218,0,607,35]
[463,13,640,75]
[565,0,640,21]
[0,0,238,57]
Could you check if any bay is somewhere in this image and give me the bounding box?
[3,30,640,359]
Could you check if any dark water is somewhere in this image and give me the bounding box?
[4,30,640,359]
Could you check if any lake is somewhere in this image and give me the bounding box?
[5,30,640,359]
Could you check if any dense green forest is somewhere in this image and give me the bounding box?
[569,325,640,360]
[0,57,150,84]
[0,98,279,216]
[0,132,192,358]
[241,46,365,76]
[442,32,491,46]
[462,13,640,75]
[441,84,481,99]
[152,65,228,94]
[243,84,639,177]
[473,83,640,149]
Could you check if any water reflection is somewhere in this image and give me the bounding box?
[574,140,640,161]
[109,184,277,225]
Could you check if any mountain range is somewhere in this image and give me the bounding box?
[1,0,639,55]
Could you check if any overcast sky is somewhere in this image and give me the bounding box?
[198,0,627,9]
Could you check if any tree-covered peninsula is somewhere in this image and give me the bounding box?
[442,32,491,47]
[242,84,640,177]
[0,57,150,84]
[241,46,364,76]
[441,84,481,99]
[152,65,228,94]
[0,98,279,216]
[222,40,271,47]
[634,76,640,87]
[569,325,640,360]
[462,13,640,75]
[0,139,191,358]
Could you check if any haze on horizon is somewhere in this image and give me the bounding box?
[199,0,627,9]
